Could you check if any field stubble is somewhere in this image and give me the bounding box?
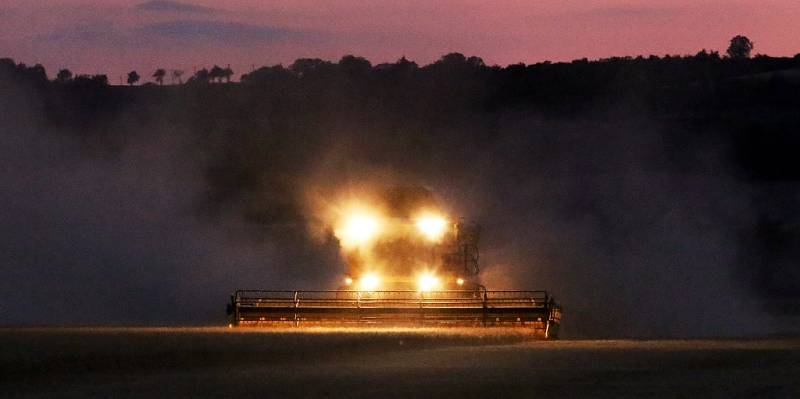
[1,327,799,398]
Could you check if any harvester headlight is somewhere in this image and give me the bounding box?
[456,278,464,286]
[359,273,380,290]
[337,213,380,248]
[416,215,447,242]
[417,273,440,292]
[344,277,353,286]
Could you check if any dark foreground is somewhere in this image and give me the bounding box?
[1,328,798,398]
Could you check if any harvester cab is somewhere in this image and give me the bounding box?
[227,186,561,338]
[335,186,481,292]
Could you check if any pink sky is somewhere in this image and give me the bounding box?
[2,0,799,83]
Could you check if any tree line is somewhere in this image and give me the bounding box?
[2,35,774,89]
[123,65,234,86]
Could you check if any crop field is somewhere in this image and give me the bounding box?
[1,327,799,398]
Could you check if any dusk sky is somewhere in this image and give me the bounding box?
[2,0,800,81]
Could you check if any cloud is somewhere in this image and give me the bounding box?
[32,20,133,47]
[137,20,316,44]
[32,19,319,51]
[135,1,217,14]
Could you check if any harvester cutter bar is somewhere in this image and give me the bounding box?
[229,290,560,337]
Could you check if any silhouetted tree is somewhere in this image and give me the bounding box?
[152,68,166,85]
[222,65,234,83]
[72,74,108,86]
[240,64,293,86]
[373,56,418,79]
[0,58,14,71]
[17,63,49,84]
[338,55,372,75]
[727,35,754,59]
[433,53,485,69]
[91,74,109,85]
[466,56,485,68]
[289,58,335,77]
[127,70,140,86]
[438,53,467,66]
[56,69,73,83]
[171,69,184,84]
[188,68,211,84]
[695,49,721,61]
[395,56,418,69]
[210,65,224,83]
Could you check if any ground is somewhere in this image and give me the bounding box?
[2,327,799,398]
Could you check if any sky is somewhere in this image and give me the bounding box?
[2,0,800,82]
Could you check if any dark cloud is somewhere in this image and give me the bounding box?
[135,1,217,14]
[31,19,319,51]
[136,20,315,44]
[34,21,120,44]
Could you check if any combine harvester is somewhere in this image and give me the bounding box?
[227,187,561,338]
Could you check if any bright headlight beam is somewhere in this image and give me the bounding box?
[337,213,380,248]
[416,216,447,242]
[359,273,380,290]
[417,273,439,292]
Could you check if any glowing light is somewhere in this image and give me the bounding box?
[344,277,353,286]
[359,273,380,290]
[417,273,440,292]
[336,212,380,248]
[456,278,464,286]
[416,215,448,242]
